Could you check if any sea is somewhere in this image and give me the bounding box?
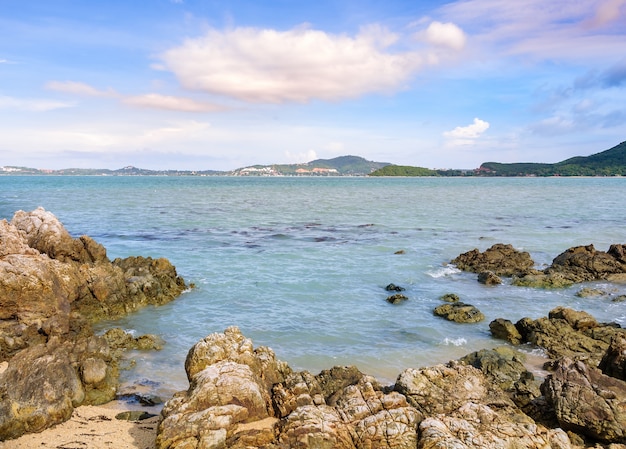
[1,175,625,399]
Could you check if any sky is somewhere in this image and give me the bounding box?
[1,0,625,170]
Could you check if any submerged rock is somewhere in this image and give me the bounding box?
[386,293,408,304]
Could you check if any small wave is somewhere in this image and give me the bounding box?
[427,265,461,278]
[441,337,467,346]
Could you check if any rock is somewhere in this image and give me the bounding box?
[386,293,408,304]
[576,287,608,298]
[548,244,626,282]
[0,208,187,440]
[11,207,108,264]
[599,333,626,381]
[103,328,164,351]
[514,244,626,287]
[459,347,541,408]
[439,293,459,303]
[418,403,572,449]
[433,302,484,323]
[489,318,523,345]
[385,283,405,291]
[115,411,157,421]
[542,358,626,443]
[0,335,118,440]
[451,243,535,277]
[512,307,624,364]
[477,270,502,285]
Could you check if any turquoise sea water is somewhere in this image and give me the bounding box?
[2,176,625,397]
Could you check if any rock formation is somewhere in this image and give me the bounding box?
[157,327,573,449]
[0,208,187,440]
[452,243,626,288]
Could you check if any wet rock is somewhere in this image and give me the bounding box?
[514,244,626,287]
[439,293,459,303]
[433,302,484,323]
[477,270,502,285]
[542,357,626,443]
[451,243,535,277]
[103,328,164,351]
[576,287,608,298]
[489,318,523,345]
[115,411,157,421]
[386,293,409,304]
[385,283,405,292]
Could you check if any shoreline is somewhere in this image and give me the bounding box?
[1,400,161,449]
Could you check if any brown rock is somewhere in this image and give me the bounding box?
[451,243,535,276]
[433,302,484,323]
[489,318,523,345]
[542,358,626,443]
[599,333,626,381]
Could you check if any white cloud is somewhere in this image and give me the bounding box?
[438,0,626,61]
[46,81,118,97]
[0,95,73,112]
[158,24,445,103]
[284,150,318,164]
[123,94,225,112]
[444,118,490,139]
[424,22,467,50]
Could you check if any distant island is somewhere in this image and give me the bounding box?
[2,141,625,177]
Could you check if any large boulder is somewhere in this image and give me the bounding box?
[0,335,118,439]
[11,207,108,264]
[451,243,535,277]
[542,358,626,443]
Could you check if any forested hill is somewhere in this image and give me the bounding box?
[478,141,626,176]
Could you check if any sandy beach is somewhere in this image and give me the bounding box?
[0,401,160,449]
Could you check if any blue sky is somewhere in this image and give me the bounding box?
[1,0,625,170]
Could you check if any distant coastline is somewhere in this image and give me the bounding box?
[3,140,625,177]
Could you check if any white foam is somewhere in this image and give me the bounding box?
[441,337,467,346]
[427,265,461,278]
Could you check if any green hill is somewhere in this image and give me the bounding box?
[479,141,626,176]
[233,155,390,176]
[369,165,439,176]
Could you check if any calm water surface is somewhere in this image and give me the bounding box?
[1,176,625,397]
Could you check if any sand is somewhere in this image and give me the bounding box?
[0,401,160,449]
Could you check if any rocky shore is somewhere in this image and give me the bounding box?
[3,213,626,448]
[0,208,187,440]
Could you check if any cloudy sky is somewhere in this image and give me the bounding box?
[1,0,625,170]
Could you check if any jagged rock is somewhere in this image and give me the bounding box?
[489,318,523,345]
[433,302,484,323]
[459,347,541,408]
[0,208,187,441]
[477,270,502,285]
[514,244,626,287]
[542,358,626,443]
[11,207,108,264]
[386,293,408,304]
[451,243,535,276]
[599,333,626,381]
[418,403,572,449]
